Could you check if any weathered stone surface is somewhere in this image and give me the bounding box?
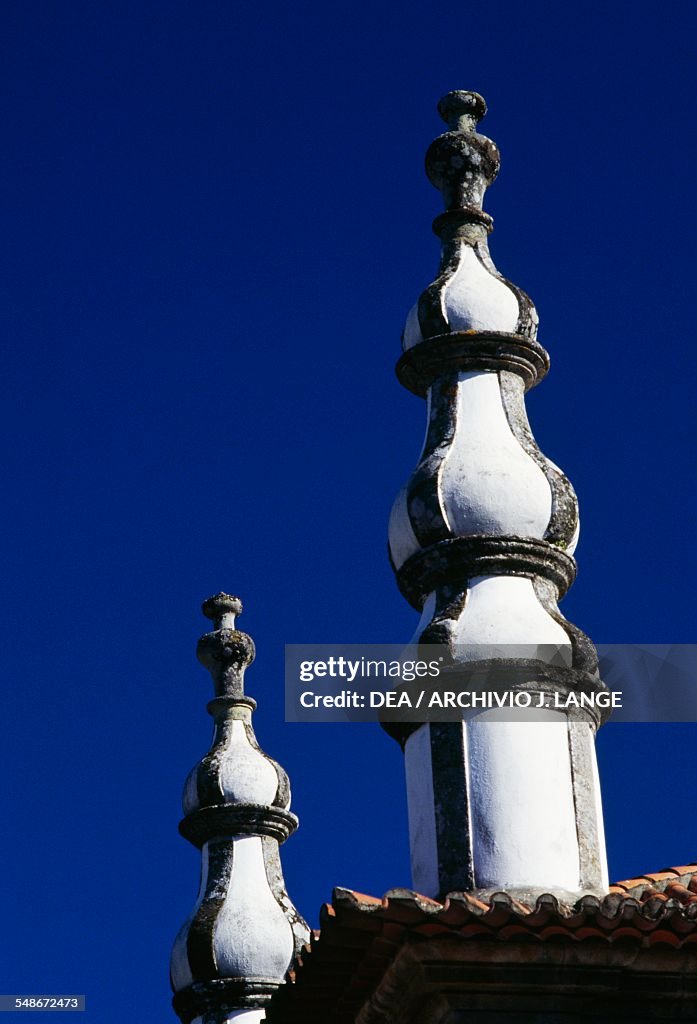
[387,93,609,900]
[170,595,309,1024]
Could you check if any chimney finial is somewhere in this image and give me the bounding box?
[387,93,609,903]
[171,595,309,1024]
[437,89,487,130]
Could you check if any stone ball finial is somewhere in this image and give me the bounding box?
[197,593,255,695]
[202,592,242,623]
[437,90,487,132]
[426,89,499,211]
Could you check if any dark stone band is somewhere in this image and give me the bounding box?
[382,661,610,747]
[206,694,257,716]
[432,207,494,236]
[173,978,282,1023]
[179,804,298,848]
[396,535,577,610]
[397,331,550,395]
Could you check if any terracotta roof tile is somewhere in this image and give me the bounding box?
[639,869,682,884]
[342,890,384,906]
[613,876,650,891]
[664,864,697,877]
[665,888,691,904]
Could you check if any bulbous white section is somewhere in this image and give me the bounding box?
[218,721,279,805]
[443,245,520,333]
[449,576,571,661]
[467,712,580,891]
[388,486,421,570]
[214,836,294,978]
[403,301,423,350]
[182,764,200,815]
[544,455,580,554]
[411,592,437,644]
[182,721,280,815]
[402,246,522,349]
[440,372,552,537]
[170,845,211,990]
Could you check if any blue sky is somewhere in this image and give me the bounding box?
[1,1,696,1019]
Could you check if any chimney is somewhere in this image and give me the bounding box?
[171,594,309,1024]
[386,92,609,902]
